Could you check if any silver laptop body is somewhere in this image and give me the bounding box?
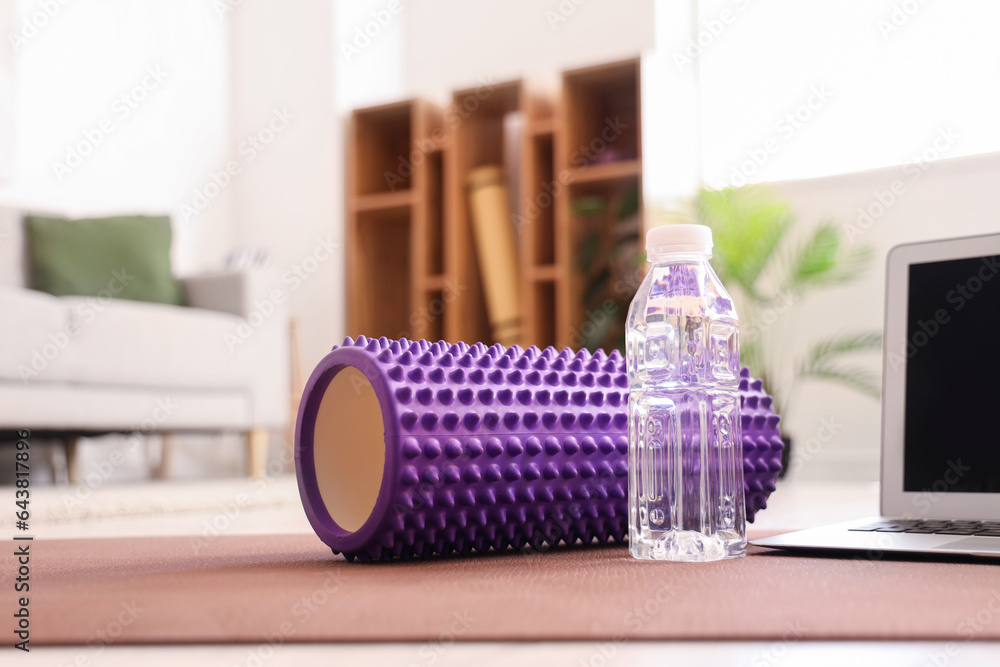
[753,233,1000,559]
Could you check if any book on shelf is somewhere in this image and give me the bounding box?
[466,164,522,346]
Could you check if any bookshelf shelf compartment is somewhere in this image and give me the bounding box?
[524,132,557,267]
[416,289,446,343]
[352,208,412,340]
[529,280,557,350]
[422,274,446,291]
[353,102,415,196]
[558,58,642,352]
[348,99,445,341]
[423,150,445,277]
[562,60,641,170]
[529,265,559,282]
[447,80,525,346]
[529,118,556,137]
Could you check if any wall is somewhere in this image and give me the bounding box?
[697,0,1000,187]
[226,2,340,374]
[0,0,237,481]
[0,0,231,274]
[0,1,14,180]
[402,0,655,98]
[333,0,405,112]
[771,152,1000,479]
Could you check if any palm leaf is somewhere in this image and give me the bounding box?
[572,196,606,218]
[830,243,876,283]
[740,336,763,380]
[803,331,882,367]
[652,186,884,415]
[580,311,616,352]
[582,267,610,307]
[779,221,875,294]
[799,366,882,399]
[577,232,601,271]
[695,187,793,300]
[798,331,883,399]
[616,184,640,220]
[789,222,839,283]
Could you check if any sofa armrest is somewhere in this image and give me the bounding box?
[179,270,281,319]
[179,270,290,429]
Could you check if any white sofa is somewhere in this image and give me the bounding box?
[0,209,289,479]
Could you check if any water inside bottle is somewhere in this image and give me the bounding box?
[626,261,746,561]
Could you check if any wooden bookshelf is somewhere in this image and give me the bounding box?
[556,58,642,351]
[519,95,560,350]
[445,80,527,346]
[346,99,446,341]
[353,190,414,212]
[345,57,642,352]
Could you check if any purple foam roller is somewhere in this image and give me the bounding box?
[739,367,783,518]
[296,337,783,561]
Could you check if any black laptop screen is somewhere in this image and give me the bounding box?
[903,254,1000,493]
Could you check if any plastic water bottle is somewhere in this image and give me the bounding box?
[626,224,746,561]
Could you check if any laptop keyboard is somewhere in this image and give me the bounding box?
[849,519,1000,537]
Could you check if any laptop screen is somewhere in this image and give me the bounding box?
[904,254,1000,493]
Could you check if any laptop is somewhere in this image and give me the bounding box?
[753,232,1000,559]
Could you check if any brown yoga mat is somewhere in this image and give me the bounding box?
[5,532,1000,645]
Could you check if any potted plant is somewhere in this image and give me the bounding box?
[573,183,644,353]
[575,184,882,474]
[661,185,882,474]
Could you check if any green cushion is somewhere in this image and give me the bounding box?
[26,214,183,306]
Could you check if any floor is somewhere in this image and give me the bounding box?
[23,472,876,538]
[13,475,1000,665]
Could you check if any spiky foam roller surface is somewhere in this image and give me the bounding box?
[296,337,783,561]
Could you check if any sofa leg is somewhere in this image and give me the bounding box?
[64,437,80,484]
[46,443,63,484]
[152,433,174,479]
[246,428,269,480]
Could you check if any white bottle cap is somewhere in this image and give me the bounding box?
[645,224,713,256]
